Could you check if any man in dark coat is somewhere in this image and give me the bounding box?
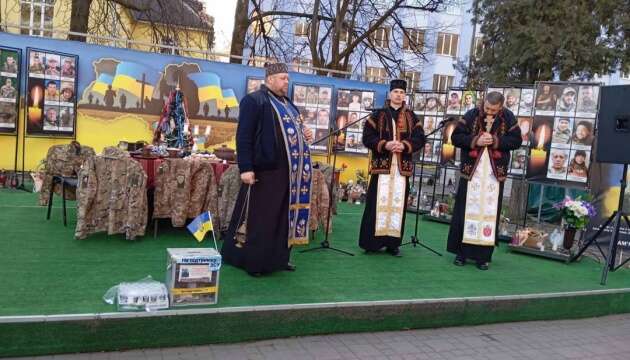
[222,63,313,277]
[358,79,425,256]
[447,91,522,270]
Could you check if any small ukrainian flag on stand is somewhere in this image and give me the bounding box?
[187,212,218,249]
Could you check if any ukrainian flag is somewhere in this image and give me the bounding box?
[188,72,223,103]
[111,62,156,99]
[218,89,238,108]
[92,73,114,96]
[186,211,214,242]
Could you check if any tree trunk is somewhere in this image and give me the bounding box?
[69,0,93,42]
[230,0,250,64]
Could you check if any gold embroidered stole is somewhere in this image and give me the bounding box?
[462,119,500,246]
[375,117,406,237]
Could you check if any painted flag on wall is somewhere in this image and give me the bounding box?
[92,73,114,96]
[218,89,238,108]
[111,61,157,99]
[187,72,223,103]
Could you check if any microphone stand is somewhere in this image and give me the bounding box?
[401,119,456,255]
[301,111,373,256]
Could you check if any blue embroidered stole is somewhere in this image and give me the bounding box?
[268,93,312,246]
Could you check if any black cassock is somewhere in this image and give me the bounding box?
[359,105,424,252]
[221,114,290,274]
[446,108,522,264]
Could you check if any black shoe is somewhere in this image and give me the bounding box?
[285,262,296,271]
[476,262,489,271]
[453,256,465,266]
[387,247,402,257]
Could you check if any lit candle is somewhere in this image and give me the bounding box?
[531,126,547,168]
[442,142,455,160]
[205,126,211,136]
[28,85,43,123]
[183,124,189,133]
[442,125,455,160]
[193,125,200,135]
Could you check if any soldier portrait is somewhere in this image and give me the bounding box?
[0,77,16,100]
[2,55,18,74]
[361,92,374,110]
[576,85,599,115]
[29,51,45,75]
[44,54,61,78]
[43,106,59,130]
[60,57,76,78]
[318,87,331,106]
[337,90,349,108]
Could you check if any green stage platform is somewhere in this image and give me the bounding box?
[1,189,630,357]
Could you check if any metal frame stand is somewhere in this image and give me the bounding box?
[569,164,630,285]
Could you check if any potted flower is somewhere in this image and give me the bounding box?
[553,196,596,250]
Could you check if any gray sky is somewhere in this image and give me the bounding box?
[203,0,238,53]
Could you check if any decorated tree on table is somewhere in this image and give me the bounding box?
[153,86,193,150]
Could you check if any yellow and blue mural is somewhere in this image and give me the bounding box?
[0,31,388,183]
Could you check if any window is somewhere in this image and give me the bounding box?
[401,71,421,91]
[20,0,55,37]
[473,36,484,58]
[160,36,180,55]
[436,32,459,57]
[371,27,390,48]
[403,29,425,51]
[366,66,388,84]
[295,21,309,37]
[292,58,313,74]
[432,74,454,91]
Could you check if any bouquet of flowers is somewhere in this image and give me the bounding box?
[553,196,597,230]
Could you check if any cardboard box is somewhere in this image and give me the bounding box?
[166,248,221,306]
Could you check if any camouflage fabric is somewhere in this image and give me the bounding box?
[309,168,331,233]
[154,157,219,228]
[315,162,338,214]
[75,146,147,240]
[217,164,240,233]
[39,142,95,206]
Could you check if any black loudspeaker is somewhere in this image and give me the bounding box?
[596,85,630,164]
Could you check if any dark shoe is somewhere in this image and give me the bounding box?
[476,262,489,271]
[453,256,465,266]
[387,247,402,257]
[285,262,296,271]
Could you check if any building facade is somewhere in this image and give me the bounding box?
[244,0,477,91]
[0,0,214,59]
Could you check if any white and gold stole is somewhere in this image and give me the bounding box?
[462,121,500,246]
[375,118,406,237]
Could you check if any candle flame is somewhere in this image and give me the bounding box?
[537,126,546,149]
[31,86,42,107]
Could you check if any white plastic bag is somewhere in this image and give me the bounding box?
[103,276,169,311]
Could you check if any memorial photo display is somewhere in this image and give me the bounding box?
[25,48,78,136]
[528,82,599,184]
[488,86,536,177]
[412,91,447,164]
[292,83,333,152]
[246,77,264,94]
[334,88,373,154]
[0,47,21,134]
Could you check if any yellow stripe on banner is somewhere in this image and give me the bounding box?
[171,286,217,295]
[112,74,155,98]
[92,82,109,96]
[198,85,223,103]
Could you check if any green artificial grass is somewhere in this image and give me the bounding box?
[1,188,629,317]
